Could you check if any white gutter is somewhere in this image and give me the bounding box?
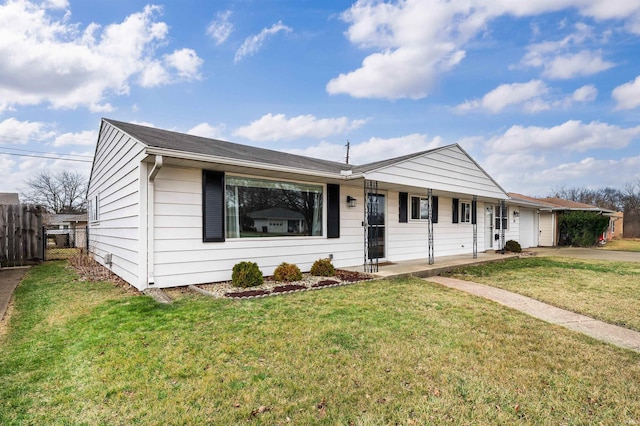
[147,155,163,286]
[144,147,361,181]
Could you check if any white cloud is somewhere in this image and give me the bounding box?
[536,156,640,186]
[542,50,614,79]
[474,120,640,195]
[328,1,639,100]
[52,130,98,147]
[487,120,640,153]
[481,151,640,196]
[285,134,443,165]
[612,75,640,110]
[456,80,550,113]
[139,61,171,88]
[207,10,233,45]
[572,84,598,102]
[234,21,292,63]
[1,152,93,194]
[517,24,614,79]
[0,2,203,112]
[0,119,95,192]
[164,48,203,80]
[233,113,367,142]
[0,118,55,144]
[350,134,443,164]
[187,123,226,139]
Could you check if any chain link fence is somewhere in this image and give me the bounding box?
[44,225,88,260]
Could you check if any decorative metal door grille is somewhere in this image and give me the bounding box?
[500,199,506,253]
[472,195,478,259]
[427,189,434,265]
[364,180,379,273]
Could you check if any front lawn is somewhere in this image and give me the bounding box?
[1,262,640,424]
[600,238,640,252]
[447,257,640,331]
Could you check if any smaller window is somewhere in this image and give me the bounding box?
[495,205,508,230]
[410,196,430,220]
[89,194,99,222]
[461,201,471,223]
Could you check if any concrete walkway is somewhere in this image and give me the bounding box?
[428,276,640,353]
[0,267,29,322]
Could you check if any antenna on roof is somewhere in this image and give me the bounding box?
[345,140,350,165]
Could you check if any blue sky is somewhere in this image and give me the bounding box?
[1,0,640,197]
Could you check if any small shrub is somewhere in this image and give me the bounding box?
[273,262,303,282]
[310,258,335,277]
[504,240,522,253]
[232,261,263,288]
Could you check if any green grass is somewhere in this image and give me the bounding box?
[600,238,640,252]
[447,256,640,331]
[1,262,640,424]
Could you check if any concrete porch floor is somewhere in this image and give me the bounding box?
[342,251,520,279]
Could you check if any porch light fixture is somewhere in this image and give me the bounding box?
[347,196,357,208]
[513,210,520,218]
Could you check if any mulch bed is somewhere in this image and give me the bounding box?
[217,270,374,299]
[226,289,271,298]
[271,284,307,293]
[311,280,340,288]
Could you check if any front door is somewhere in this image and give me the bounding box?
[367,193,386,260]
[484,205,494,250]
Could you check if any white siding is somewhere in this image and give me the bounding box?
[387,194,488,261]
[365,145,507,199]
[151,166,365,287]
[88,123,146,288]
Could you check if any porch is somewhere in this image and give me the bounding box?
[343,251,519,280]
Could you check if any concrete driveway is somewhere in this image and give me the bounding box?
[0,267,29,322]
[533,247,640,263]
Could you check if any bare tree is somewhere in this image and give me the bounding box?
[23,170,88,213]
[550,186,624,212]
[622,181,640,214]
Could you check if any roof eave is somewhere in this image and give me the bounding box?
[145,146,362,181]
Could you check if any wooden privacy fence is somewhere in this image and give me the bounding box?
[0,204,44,267]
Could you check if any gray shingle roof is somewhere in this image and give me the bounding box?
[104,119,354,175]
[104,118,457,177]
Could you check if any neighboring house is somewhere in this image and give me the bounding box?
[246,208,307,235]
[88,119,510,291]
[46,213,88,248]
[507,193,617,246]
[607,211,624,240]
[0,193,20,205]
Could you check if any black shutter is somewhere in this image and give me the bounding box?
[399,192,408,223]
[431,196,439,223]
[327,184,340,238]
[452,198,459,223]
[471,199,477,225]
[202,170,225,242]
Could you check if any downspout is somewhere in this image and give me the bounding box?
[147,155,163,286]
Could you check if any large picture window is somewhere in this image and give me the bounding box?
[225,176,323,238]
